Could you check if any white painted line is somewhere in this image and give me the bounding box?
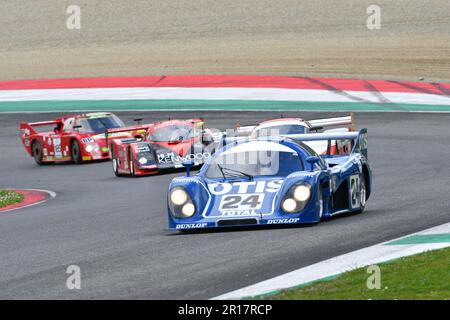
[212,222,450,300]
[1,87,449,105]
[0,189,56,213]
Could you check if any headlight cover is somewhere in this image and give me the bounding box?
[169,187,196,218]
[281,183,312,213]
[138,157,148,165]
[85,143,99,153]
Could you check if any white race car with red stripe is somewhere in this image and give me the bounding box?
[232,114,355,156]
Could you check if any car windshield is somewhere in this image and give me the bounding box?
[76,115,124,133]
[255,124,306,137]
[205,141,303,179]
[149,124,196,142]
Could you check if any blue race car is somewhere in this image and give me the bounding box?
[167,129,371,231]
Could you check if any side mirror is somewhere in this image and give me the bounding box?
[183,160,195,177]
[134,118,143,125]
[73,125,82,132]
[306,156,320,172]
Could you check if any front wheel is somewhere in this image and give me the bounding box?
[318,187,324,220]
[129,148,135,176]
[71,140,82,164]
[112,157,120,177]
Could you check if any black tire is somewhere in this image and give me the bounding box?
[355,174,367,214]
[32,140,44,165]
[112,156,120,177]
[129,147,135,177]
[318,187,324,220]
[110,144,120,177]
[70,140,82,164]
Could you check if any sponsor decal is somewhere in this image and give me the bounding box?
[134,145,151,152]
[267,218,300,224]
[82,156,91,161]
[21,128,30,137]
[288,172,318,179]
[53,138,62,157]
[175,223,207,229]
[208,180,283,195]
[219,193,264,211]
[81,137,95,143]
[157,152,211,164]
[221,209,258,217]
[24,138,30,147]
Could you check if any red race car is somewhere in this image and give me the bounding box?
[110,118,216,176]
[20,112,148,165]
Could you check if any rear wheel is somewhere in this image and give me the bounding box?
[71,140,82,164]
[355,174,367,213]
[359,175,367,211]
[32,140,44,165]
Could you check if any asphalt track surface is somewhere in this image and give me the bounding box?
[1,111,450,299]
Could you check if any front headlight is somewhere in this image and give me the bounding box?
[169,188,196,218]
[170,188,188,206]
[281,198,297,213]
[181,203,196,217]
[138,157,148,165]
[85,144,99,153]
[281,183,312,213]
[293,185,311,202]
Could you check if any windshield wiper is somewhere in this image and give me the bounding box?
[217,164,253,180]
[216,163,226,180]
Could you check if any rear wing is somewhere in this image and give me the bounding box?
[234,124,256,136]
[19,120,61,136]
[106,124,151,136]
[105,124,152,147]
[233,114,355,136]
[286,129,368,158]
[308,114,355,131]
[19,120,63,155]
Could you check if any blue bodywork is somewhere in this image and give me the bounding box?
[167,129,372,231]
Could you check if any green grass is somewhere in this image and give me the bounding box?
[267,247,450,300]
[0,189,25,208]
